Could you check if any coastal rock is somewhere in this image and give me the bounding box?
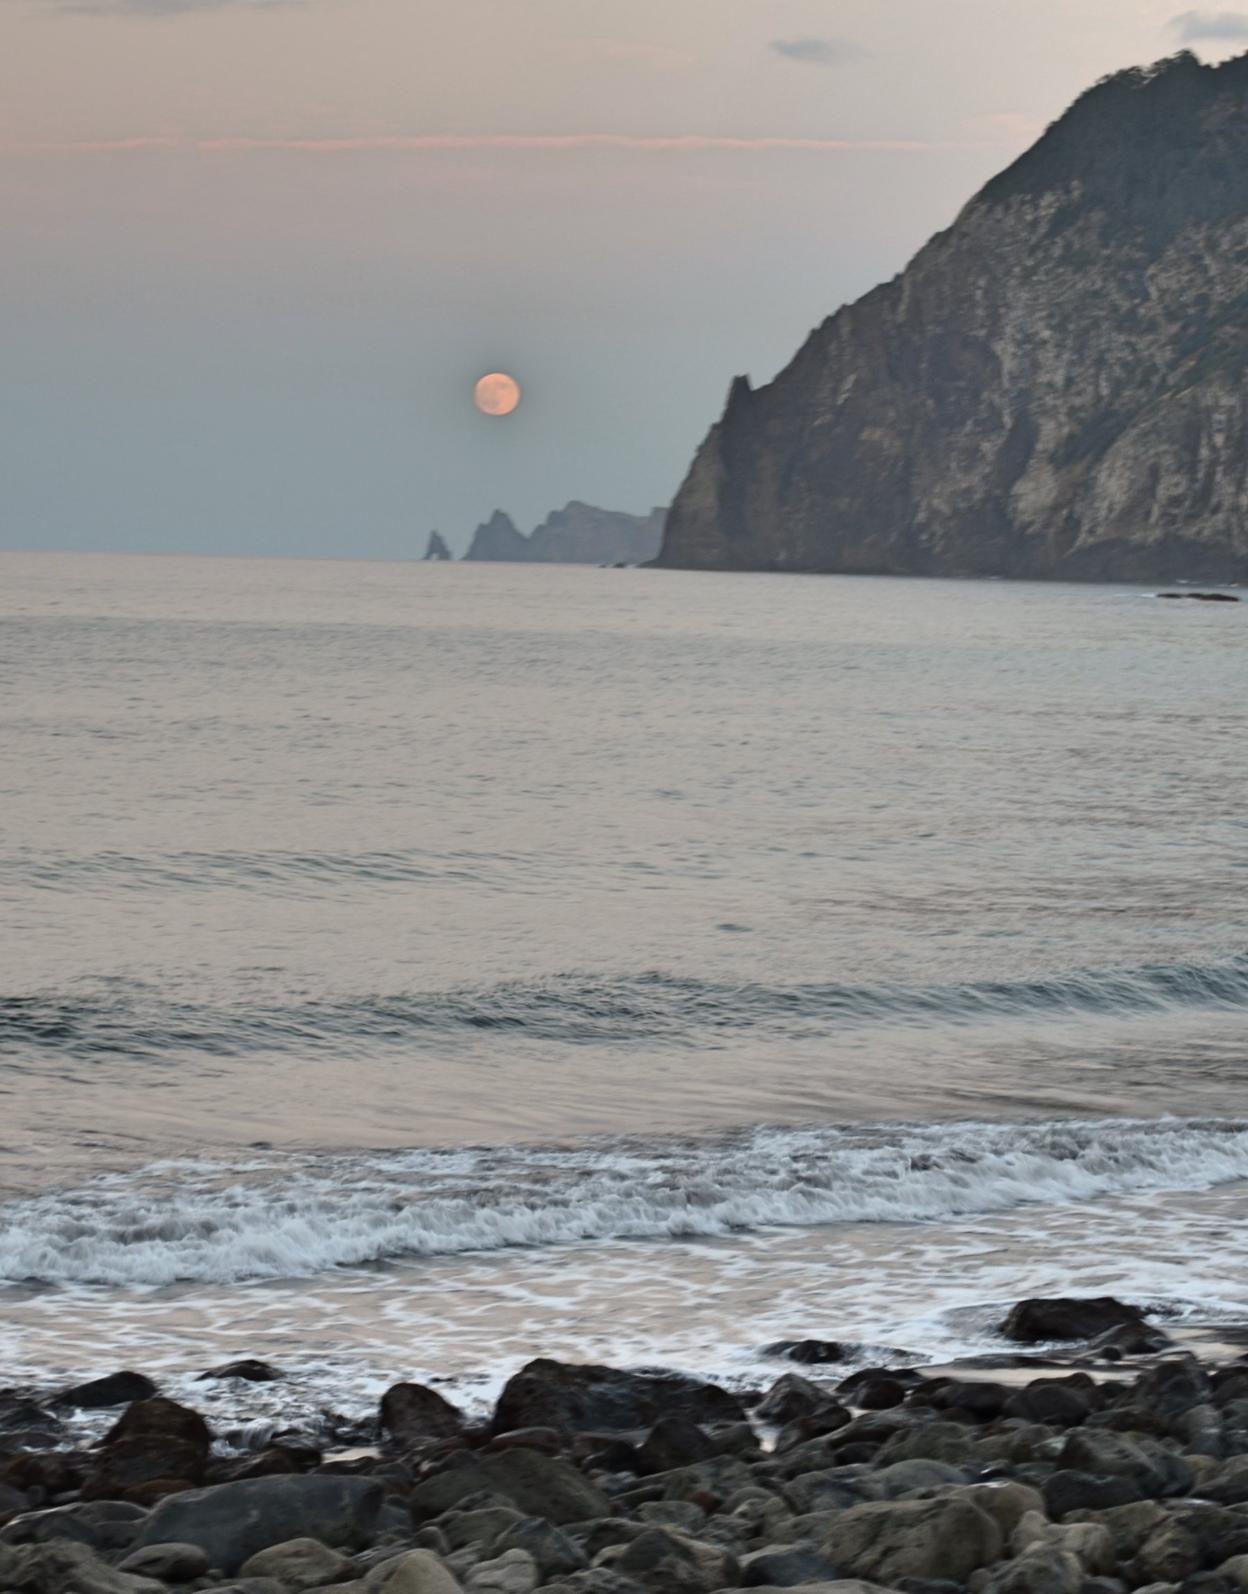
[1041,1470,1144,1517]
[198,1360,284,1383]
[424,533,453,562]
[411,1449,610,1526]
[3,1537,167,1593]
[365,1549,466,1594]
[764,1343,846,1366]
[465,1547,541,1594]
[820,1496,1003,1584]
[1060,1429,1194,1497]
[461,505,666,566]
[381,1383,467,1445]
[0,1501,148,1552]
[656,53,1248,585]
[599,1526,739,1594]
[116,1541,212,1582]
[493,1519,590,1579]
[739,1543,843,1586]
[981,1546,1084,1594]
[238,1535,354,1589]
[491,1361,746,1436]
[84,1397,214,1504]
[756,1377,846,1428]
[54,1371,159,1410]
[636,1418,719,1474]
[1001,1298,1149,1344]
[131,1474,384,1574]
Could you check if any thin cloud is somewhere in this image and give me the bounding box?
[0,132,975,156]
[1170,9,1248,40]
[769,37,865,66]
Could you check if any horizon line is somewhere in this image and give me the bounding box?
[0,131,1001,157]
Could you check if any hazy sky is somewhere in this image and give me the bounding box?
[2,0,1245,557]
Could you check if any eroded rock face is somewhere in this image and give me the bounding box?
[657,52,1248,584]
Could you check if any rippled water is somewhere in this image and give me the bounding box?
[2,551,1246,1418]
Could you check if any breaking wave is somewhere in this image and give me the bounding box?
[3,1116,1248,1287]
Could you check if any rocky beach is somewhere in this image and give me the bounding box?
[8,1297,1248,1594]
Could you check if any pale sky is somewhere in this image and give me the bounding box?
[2,0,1243,556]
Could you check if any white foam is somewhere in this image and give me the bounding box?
[3,1116,1248,1287]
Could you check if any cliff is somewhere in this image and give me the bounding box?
[656,52,1248,582]
[463,510,532,562]
[463,502,666,564]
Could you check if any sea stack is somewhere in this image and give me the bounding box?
[656,52,1248,583]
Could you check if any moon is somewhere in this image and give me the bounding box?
[474,372,522,417]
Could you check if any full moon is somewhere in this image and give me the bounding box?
[474,372,522,417]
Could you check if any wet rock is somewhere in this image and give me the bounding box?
[82,1435,208,1505]
[764,1342,846,1366]
[212,1442,321,1483]
[198,1360,284,1383]
[845,1379,907,1412]
[1042,1471,1144,1517]
[131,1473,383,1574]
[1201,1458,1248,1504]
[821,1496,1003,1584]
[492,1361,746,1436]
[636,1418,719,1475]
[1089,1322,1174,1359]
[412,1450,610,1526]
[238,1534,354,1589]
[874,1420,983,1466]
[739,1543,842,1586]
[926,1381,1012,1421]
[1158,592,1240,601]
[1004,1382,1094,1427]
[1060,1430,1193,1499]
[466,1548,541,1594]
[382,1384,468,1446]
[756,1377,846,1428]
[1129,1361,1214,1421]
[1,1500,148,1551]
[1001,1299,1149,1345]
[103,1397,213,1453]
[54,1371,160,1410]
[494,1518,590,1579]
[116,1542,212,1583]
[491,1429,565,1457]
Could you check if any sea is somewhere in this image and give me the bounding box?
[2,549,1247,1438]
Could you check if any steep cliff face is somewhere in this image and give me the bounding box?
[464,511,532,562]
[527,502,666,564]
[657,52,1248,581]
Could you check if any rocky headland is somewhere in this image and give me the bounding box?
[463,505,666,566]
[656,52,1248,583]
[7,1296,1248,1594]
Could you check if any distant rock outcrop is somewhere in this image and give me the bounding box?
[423,532,452,561]
[462,502,666,565]
[464,510,532,563]
[656,52,1248,583]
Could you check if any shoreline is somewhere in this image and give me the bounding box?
[4,1296,1248,1593]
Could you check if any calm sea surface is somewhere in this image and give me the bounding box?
[2,551,1246,1429]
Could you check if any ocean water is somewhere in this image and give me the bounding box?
[2,550,1247,1430]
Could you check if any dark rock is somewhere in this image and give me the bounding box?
[101,1397,213,1453]
[197,1360,284,1383]
[927,1381,1012,1421]
[130,1473,383,1575]
[739,1543,842,1587]
[1127,1358,1213,1420]
[847,1379,908,1411]
[772,1412,857,1453]
[1060,1429,1193,1498]
[820,1495,1004,1583]
[53,1371,159,1410]
[1159,592,1240,601]
[494,1518,590,1579]
[0,1500,148,1551]
[756,1376,846,1427]
[1005,1382,1094,1427]
[411,1448,610,1526]
[982,1545,1083,1594]
[211,1444,320,1483]
[82,1434,208,1504]
[606,1526,738,1594]
[491,1360,746,1436]
[636,1418,718,1475]
[1088,1323,1173,1358]
[425,532,453,561]
[490,1428,564,1456]
[117,1541,212,1582]
[1001,1299,1149,1345]
[763,1342,846,1366]
[381,1382,467,1445]
[1042,1471,1144,1518]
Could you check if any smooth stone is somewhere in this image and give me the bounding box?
[740,1542,843,1586]
[821,1497,1004,1584]
[1000,1298,1148,1345]
[239,1535,355,1590]
[493,1517,589,1578]
[365,1548,466,1594]
[411,1449,610,1526]
[116,1542,212,1582]
[54,1371,159,1410]
[491,1360,746,1436]
[3,1537,167,1593]
[465,1548,540,1594]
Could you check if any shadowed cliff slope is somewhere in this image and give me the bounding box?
[656,52,1248,581]
[465,503,665,564]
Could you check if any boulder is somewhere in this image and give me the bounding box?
[493,1518,589,1578]
[131,1474,383,1574]
[102,1397,213,1452]
[764,1342,846,1366]
[441,1508,527,1552]
[366,1549,465,1594]
[381,1383,467,1445]
[1202,1458,1248,1505]
[465,1548,540,1594]
[54,1372,159,1410]
[2,1537,167,1593]
[239,1535,355,1589]
[198,1360,284,1383]
[491,1361,746,1436]
[411,1450,609,1526]
[821,1496,1004,1584]
[1000,1299,1148,1344]
[1,1501,148,1552]
[636,1418,719,1474]
[1060,1430,1193,1498]
[981,1546,1084,1594]
[739,1543,843,1586]
[116,1542,212,1583]
[756,1377,845,1427]
[603,1526,739,1594]
[1041,1471,1143,1517]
